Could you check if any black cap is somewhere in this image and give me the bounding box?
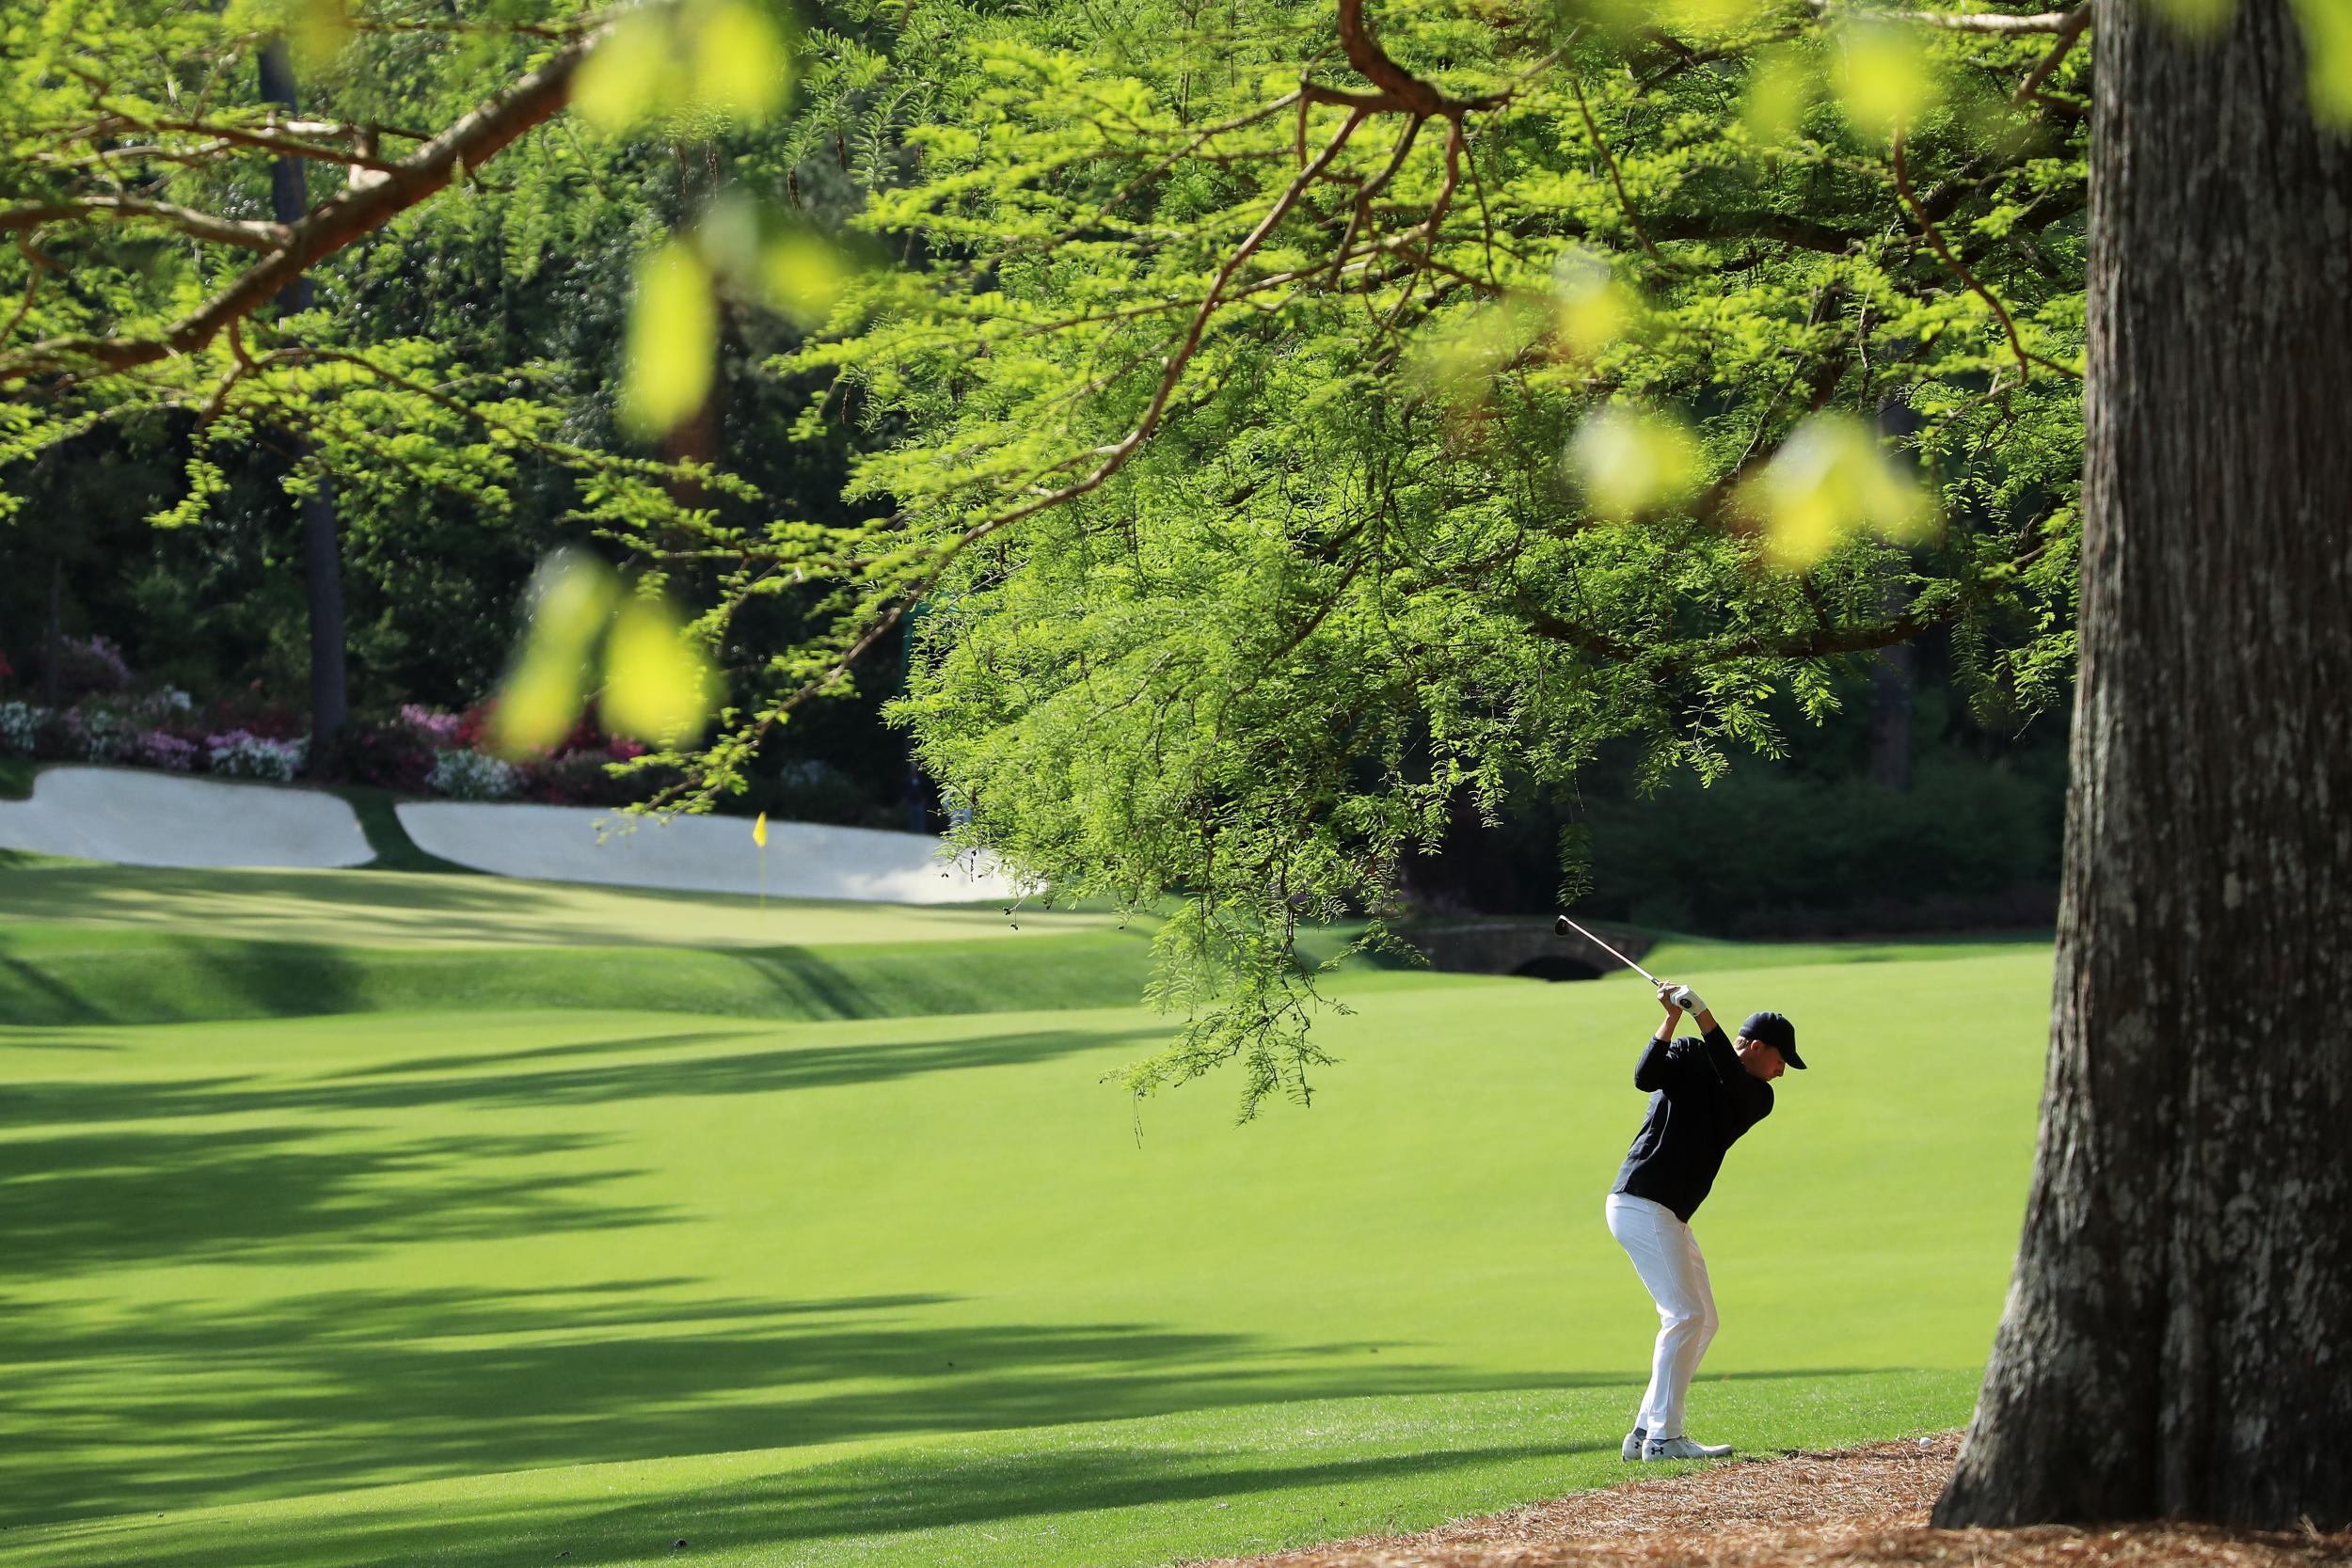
[1740,1011,1804,1069]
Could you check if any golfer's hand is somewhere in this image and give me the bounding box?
[1657,983,1683,1016]
[1670,985,1708,1014]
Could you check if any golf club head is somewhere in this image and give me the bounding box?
[1552,914,1573,936]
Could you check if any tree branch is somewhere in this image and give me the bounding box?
[1317,0,1508,116]
[1,24,603,383]
[1810,1,2085,31]
[2012,5,2093,102]
[0,198,288,251]
[1891,127,2081,381]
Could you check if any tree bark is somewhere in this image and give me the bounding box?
[1934,0,2352,1529]
[259,41,349,757]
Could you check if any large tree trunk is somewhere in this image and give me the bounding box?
[1933,0,2352,1529]
[258,40,350,756]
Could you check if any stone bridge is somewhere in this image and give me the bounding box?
[1391,916,1657,982]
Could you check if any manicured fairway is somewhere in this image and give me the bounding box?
[0,873,2054,1568]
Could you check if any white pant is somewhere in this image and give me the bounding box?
[1604,1192,1720,1440]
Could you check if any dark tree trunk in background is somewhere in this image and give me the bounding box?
[42,557,62,707]
[1868,642,1914,792]
[258,40,349,757]
[1934,0,2352,1529]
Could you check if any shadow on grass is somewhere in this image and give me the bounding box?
[8,1022,1147,1135]
[0,1123,668,1274]
[0,927,1156,1028]
[0,1266,1624,1529]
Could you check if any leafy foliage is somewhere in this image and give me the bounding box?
[48,0,2344,1116]
[688,0,2093,1112]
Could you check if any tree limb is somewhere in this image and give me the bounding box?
[1891,127,2081,381]
[1810,1,2085,31]
[0,198,288,251]
[2012,5,2093,102]
[1,24,604,383]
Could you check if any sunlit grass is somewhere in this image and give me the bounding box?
[0,871,2051,1568]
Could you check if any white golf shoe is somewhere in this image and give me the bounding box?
[1641,1434,1734,1461]
[1620,1428,1647,1461]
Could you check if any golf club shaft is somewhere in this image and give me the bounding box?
[1555,913,1662,987]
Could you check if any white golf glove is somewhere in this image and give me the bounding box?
[1670,986,1707,1013]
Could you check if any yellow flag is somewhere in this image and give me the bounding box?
[753,812,768,847]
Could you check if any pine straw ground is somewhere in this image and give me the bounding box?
[1185,1433,2352,1568]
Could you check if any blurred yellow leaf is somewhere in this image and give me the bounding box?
[1568,405,1702,520]
[489,550,617,758]
[489,653,586,758]
[621,243,717,439]
[1408,301,1543,412]
[1659,0,1748,39]
[1551,246,1635,359]
[692,1,792,123]
[1742,414,1933,569]
[698,193,764,277]
[2146,0,2237,35]
[1743,47,1814,143]
[604,596,717,746]
[2292,0,2352,126]
[572,10,680,133]
[533,547,622,652]
[760,232,848,327]
[290,0,353,72]
[1833,22,1940,143]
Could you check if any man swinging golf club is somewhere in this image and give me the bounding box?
[1606,977,1804,1462]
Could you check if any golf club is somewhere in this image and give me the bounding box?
[1554,912,1663,988]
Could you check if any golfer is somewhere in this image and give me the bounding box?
[1606,981,1803,1462]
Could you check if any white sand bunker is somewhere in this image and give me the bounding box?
[0,766,374,869]
[397,800,1016,903]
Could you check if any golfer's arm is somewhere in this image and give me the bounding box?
[1698,1019,1740,1079]
[1635,1010,1681,1089]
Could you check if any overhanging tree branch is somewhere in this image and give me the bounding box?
[0,198,288,251]
[1,24,604,384]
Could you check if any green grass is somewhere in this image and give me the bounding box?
[0,868,2054,1568]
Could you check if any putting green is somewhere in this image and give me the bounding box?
[0,876,2052,1568]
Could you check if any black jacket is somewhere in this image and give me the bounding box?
[1610,1026,1773,1223]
